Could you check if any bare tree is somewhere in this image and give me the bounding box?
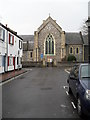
[80,19,88,35]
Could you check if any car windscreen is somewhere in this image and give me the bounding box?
[81,65,90,78]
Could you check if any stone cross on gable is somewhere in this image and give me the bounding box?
[49,13,50,17]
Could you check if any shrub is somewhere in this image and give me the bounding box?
[67,55,76,61]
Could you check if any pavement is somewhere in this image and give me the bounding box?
[0,69,27,83]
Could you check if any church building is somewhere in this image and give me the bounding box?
[20,16,86,66]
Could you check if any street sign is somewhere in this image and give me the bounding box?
[41,53,43,59]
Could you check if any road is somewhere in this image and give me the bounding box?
[2,67,83,118]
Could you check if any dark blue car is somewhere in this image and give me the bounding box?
[67,63,90,117]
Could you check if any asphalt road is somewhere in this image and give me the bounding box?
[2,67,84,119]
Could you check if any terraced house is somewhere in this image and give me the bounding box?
[21,16,88,66]
[0,23,23,73]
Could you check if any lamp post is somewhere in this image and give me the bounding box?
[88,1,90,64]
[86,18,90,63]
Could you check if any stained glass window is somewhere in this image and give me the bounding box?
[45,34,54,55]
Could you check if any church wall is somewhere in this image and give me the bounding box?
[22,51,33,62]
[37,22,62,63]
[66,45,83,62]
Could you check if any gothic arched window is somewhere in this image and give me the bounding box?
[45,34,54,55]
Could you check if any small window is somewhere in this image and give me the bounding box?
[9,33,14,45]
[0,27,5,41]
[76,48,79,54]
[69,47,73,54]
[30,52,32,58]
[17,57,19,65]
[19,40,22,49]
[0,56,2,67]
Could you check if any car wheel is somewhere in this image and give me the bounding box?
[68,86,72,94]
[77,97,83,117]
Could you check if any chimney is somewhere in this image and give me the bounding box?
[6,24,8,27]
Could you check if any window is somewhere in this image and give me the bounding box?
[19,40,22,49]
[45,34,54,55]
[81,65,90,78]
[30,52,32,58]
[20,57,22,64]
[76,47,79,54]
[2,56,5,67]
[69,47,73,54]
[17,57,19,65]
[0,27,5,41]
[9,33,14,45]
[0,56,2,67]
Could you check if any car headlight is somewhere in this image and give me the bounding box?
[85,90,90,100]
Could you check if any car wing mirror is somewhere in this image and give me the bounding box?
[70,75,79,80]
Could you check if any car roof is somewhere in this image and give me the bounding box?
[73,63,90,66]
[79,63,90,66]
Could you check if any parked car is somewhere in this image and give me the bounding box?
[67,63,90,117]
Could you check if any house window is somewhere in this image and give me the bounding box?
[76,47,79,54]
[0,56,2,67]
[0,55,5,67]
[0,27,5,41]
[45,34,54,55]
[17,57,19,65]
[9,33,14,45]
[20,57,22,64]
[30,52,32,58]
[19,40,22,49]
[2,56,5,67]
[69,47,73,54]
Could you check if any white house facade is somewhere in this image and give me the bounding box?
[0,23,23,74]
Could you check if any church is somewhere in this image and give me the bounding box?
[20,16,87,66]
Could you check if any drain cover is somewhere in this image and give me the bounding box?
[19,77,25,79]
[40,87,52,90]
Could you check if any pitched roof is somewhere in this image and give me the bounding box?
[0,23,23,40]
[65,32,83,45]
[19,35,34,50]
[19,35,34,42]
[37,16,62,33]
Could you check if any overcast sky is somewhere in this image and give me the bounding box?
[0,0,89,35]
